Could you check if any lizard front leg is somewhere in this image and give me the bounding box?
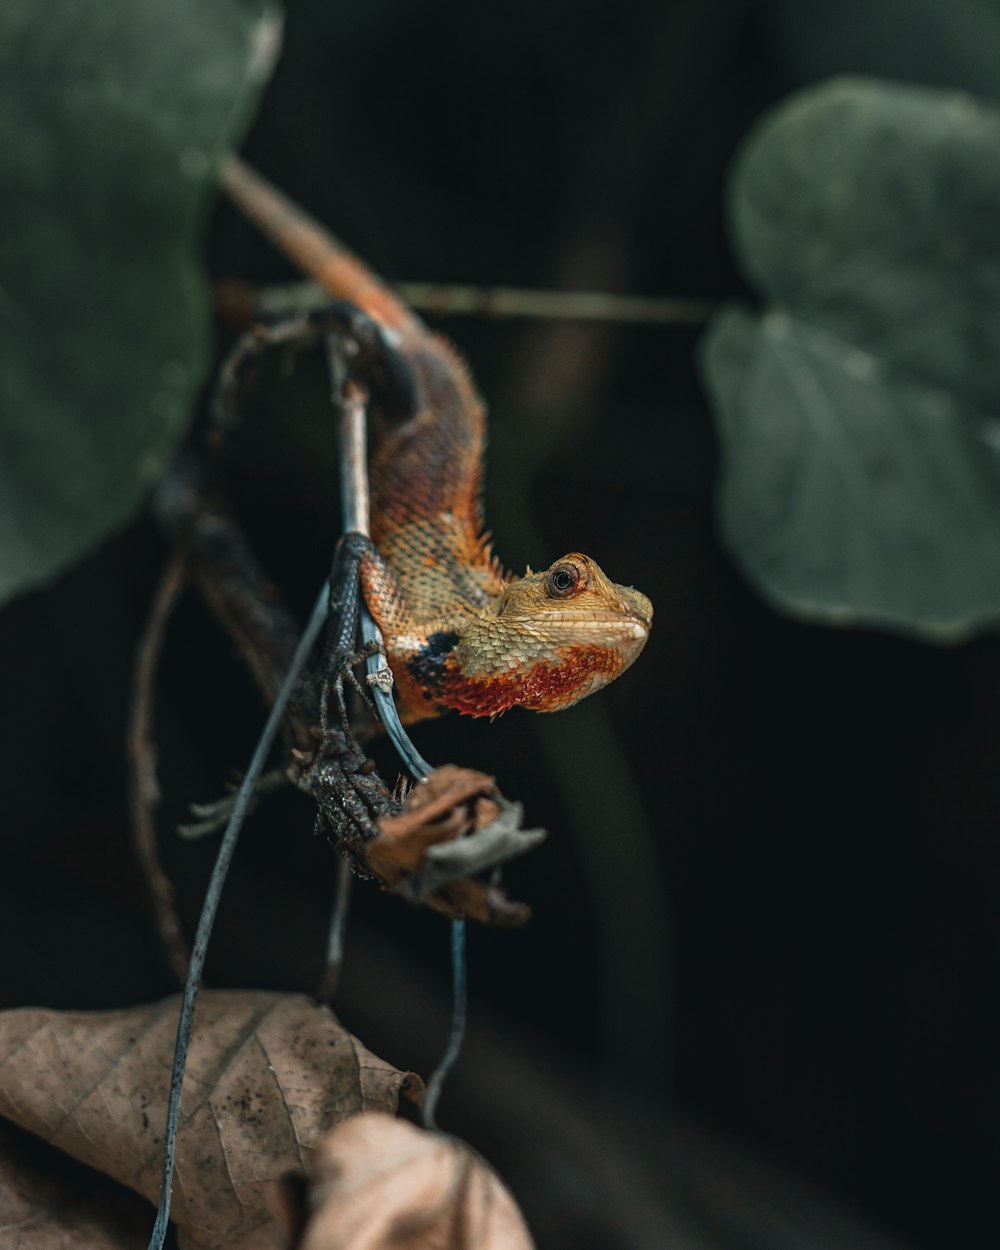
[320,528,435,777]
[319,532,383,738]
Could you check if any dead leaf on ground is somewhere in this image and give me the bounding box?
[0,991,420,1250]
[361,766,545,926]
[290,1112,534,1250]
[0,1123,150,1250]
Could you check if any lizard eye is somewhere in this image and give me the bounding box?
[546,563,581,598]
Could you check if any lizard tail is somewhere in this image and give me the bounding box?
[219,156,426,346]
[221,156,494,577]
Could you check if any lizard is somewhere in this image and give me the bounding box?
[220,159,652,723]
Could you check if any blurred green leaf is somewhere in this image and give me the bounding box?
[0,0,282,605]
[701,77,1000,639]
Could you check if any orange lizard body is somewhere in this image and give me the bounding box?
[223,161,652,722]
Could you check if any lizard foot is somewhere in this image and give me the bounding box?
[319,640,383,749]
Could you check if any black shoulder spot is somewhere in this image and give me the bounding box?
[407,630,460,689]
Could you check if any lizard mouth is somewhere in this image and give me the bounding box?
[541,606,652,649]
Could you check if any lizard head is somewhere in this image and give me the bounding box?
[484,552,652,712]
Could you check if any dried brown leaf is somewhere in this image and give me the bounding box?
[361,767,543,926]
[297,1113,534,1250]
[0,991,420,1250]
[0,1123,150,1250]
[366,768,502,878]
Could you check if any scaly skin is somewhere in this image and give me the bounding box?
[221,159,653,721]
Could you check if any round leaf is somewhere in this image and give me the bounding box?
[701,77,1000,638]
[0,0,282,605]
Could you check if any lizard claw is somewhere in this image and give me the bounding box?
[319,641,383,748]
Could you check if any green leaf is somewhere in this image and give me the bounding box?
[0,0,282,606]
[701,77,1000,639]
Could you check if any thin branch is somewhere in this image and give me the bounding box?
[335,370,372,538]
[315,856,352,1007]
[127,551,191,986]
[147,582,329,1250]
[219,157,424,341]
[229,277,715,327]
[218,156,713,334]
[422,918,468,1131]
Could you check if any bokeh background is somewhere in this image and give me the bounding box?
[2,2,997,1247]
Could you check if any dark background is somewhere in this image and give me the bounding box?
[2,2,997,1247]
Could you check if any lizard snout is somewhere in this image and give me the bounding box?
[615,585,653,633]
